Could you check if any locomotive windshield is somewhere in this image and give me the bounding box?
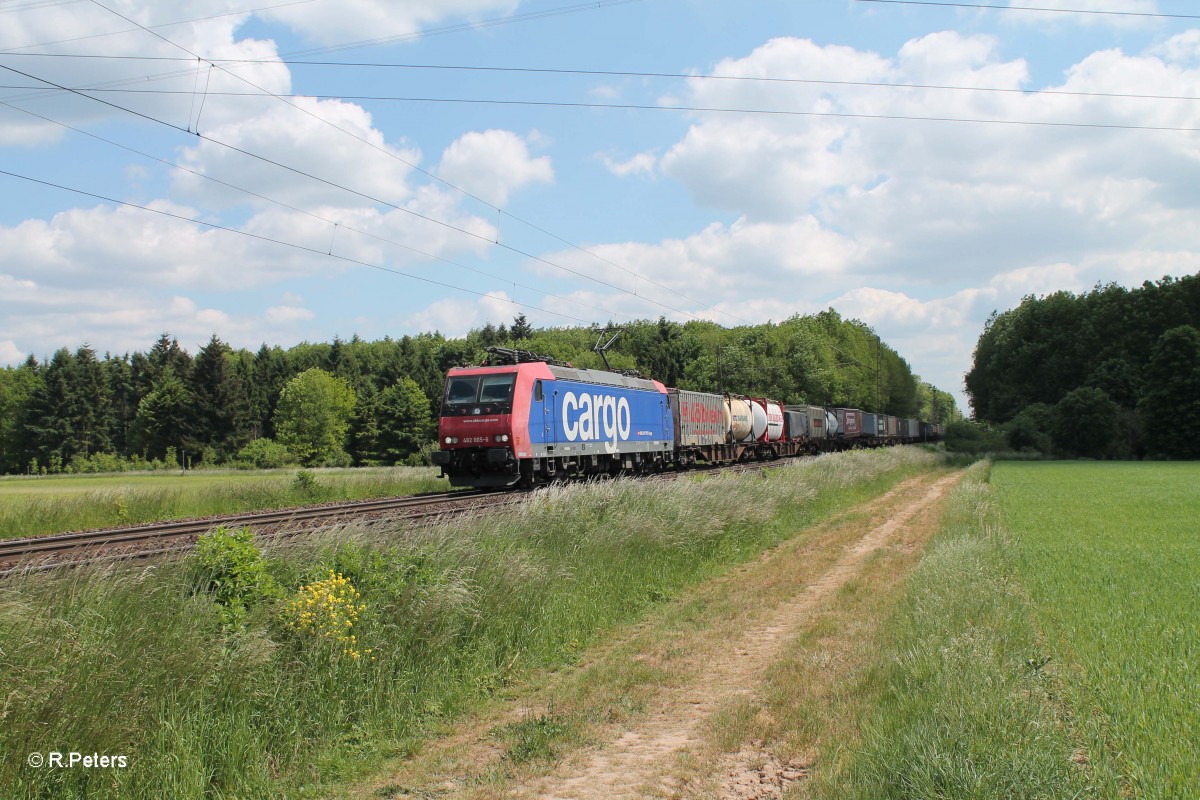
[442,373,516,415]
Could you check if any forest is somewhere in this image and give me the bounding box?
[963,274,1200,459]
[0,311,958,475]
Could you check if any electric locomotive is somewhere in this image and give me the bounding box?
[430,348,674,488]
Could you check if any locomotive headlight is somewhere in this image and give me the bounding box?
[495,434,510,443]
[444,436,452,444]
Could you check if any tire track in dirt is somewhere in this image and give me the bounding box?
[522,470,964,800]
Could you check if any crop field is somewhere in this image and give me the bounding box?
[0,466,451,538]
[994,461,1200,798]
[809,460,1199,800]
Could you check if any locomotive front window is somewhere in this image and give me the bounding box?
[445,377,479,405]
[479,375,515,403]
[441,373,516,415]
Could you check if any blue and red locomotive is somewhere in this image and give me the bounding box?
[430,349,673,487]
[431,348,942,489]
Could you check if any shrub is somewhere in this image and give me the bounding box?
[1051,386,1119,459]
[944,420,1008,454]
[236,438,297,469]
[188,527,279,629]
[293,469,321,495]
[1004,402,1053,454]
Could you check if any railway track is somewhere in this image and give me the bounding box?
[0,489,513,575]
[0,458,801,576]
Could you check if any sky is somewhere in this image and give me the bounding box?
[2,0,1200,414]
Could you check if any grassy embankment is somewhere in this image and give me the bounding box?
[797,460,1198,800]
[0,466,451,538]
[0,447,941,799]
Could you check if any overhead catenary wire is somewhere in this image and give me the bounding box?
[0,167,608,328]
[21,0,747,327]
[10,52,1200,105]
[0,97,643,326]
[8,80,1200,133]
[0,57,710,325]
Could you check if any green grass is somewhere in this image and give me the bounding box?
[0,447,941,799]
[0,466,451,538]
[808,460,1200,800]
[993,461,1200,799]
[807,461,1098,799]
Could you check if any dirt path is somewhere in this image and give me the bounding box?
[524,471,962,800]
[355,469,963,800]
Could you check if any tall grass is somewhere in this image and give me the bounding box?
[0,447,938,799]
[994,461,1200,799]
[810,461,1103,799]
[0,467,450,538]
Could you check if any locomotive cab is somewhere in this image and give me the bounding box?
[431,366,524,487]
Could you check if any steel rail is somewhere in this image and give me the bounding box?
[0,489,501,574]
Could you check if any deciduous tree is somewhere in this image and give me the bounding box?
[274,368,356,466]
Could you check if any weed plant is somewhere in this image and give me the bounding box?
[0,467,449,538]
[0,447,937,799]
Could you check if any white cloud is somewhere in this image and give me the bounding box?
[265,305,316,324]
[1151,30,1200,66]
[0,5,289,139]
[437,129,553,207]
[255,0,519,45]
[173,97,422,211]
[601,151,657,177]
[404,291,517,337]
[0,339,25,365]
[1002,0,1161,29]
[988,262,1083,296]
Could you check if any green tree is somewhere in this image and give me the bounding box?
[1137,325,1200,459]
[377,377,434,463]
[1051,387,1119,459]
[19,346,113,468]
[510,313,534,341]
[274,368,357,466]
[131,368,192,463]
[1004,402,1053,454]
[189,335,252,461]
[0,358,42,473]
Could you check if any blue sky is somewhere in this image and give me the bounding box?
[3,0,1199,413]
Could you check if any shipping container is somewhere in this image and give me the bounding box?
[783,409,806,440]
[787,404,828,439]
[756,399,785,442]
[834,408,863,438]
[727,395,754,442]
[668,389,728,446]
[862,412,885,437]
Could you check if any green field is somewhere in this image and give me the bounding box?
[814,460,1199,799]
[0,466,451,538]
[994,461,1200,798]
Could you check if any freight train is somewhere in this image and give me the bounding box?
[430,348,943,489]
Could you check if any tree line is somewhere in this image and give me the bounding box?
[962,274,1200,459]
[0,312,958,475]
